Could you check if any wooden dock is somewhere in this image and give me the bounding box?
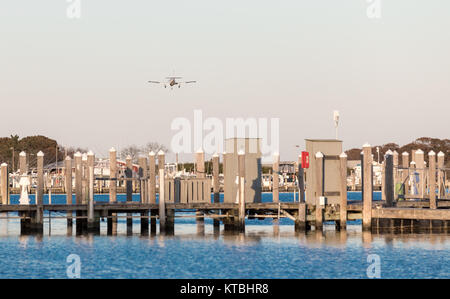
[0,144,449,236]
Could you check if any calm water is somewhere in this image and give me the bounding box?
[0,192,449,279]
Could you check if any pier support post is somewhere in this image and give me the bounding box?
[237,151,246,232]
[158,151,166,234]
[159,167,166,234]
[82,153,88,204]
[126,155,133,235]
[109,148,117,234]
[109,148,117,203]
[314,152,324,230]
[295,155,307,232]
[437,151,445,199]
[212,153,220,232]
[87,151,98,233]
[138,156,148,203]
[272,153,280,203]
[74,152,83,234]
[362,144,373,231]
[140,211,149,236]
[1,163,8,205]
[19,151,27,175]
[32,151,44,234]
[384,151,394,207]
[195,149,205,235]
[149,152,157,234]
[339,152,348,230]
[428,151,437,209]
[297,155,305,203]
[65,156,73,234]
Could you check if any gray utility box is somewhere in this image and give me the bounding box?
[305,139,343,205]
[223,138,262,203]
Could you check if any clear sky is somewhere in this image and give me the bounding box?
[1,1,449,161]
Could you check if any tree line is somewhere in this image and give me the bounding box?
[345,137,450,166]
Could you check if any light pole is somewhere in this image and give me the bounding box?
[376,147,380,164]
[333,110,340,140]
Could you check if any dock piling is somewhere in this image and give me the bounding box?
[339,152,347,230]
[126,155,133,235]
[362,144,373,231]
[65,156,73,234]
[428,151,436,209]
[1,163,8,205]
[238,151,246,232]
[149,151,156,234]
[212,153,220,232]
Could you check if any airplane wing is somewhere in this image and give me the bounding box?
[183,81,197,84]
[148,81,162,84]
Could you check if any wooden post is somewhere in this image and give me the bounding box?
[138,156,148,203]
[149,151,156,234]
[87,151,96,231]
[65,156,73,231]
[428,151,437,209]
[410,161,416,195]
[437,151,445,199]
[149,151,156,203]
[212,153,220,231]
[238,151,246,232]
[19,151,27,174]
[297,155,305,203]
[34,151,44,233]
[402,151,409,197]
[74,152,83,233]
[273,153,280,203]
[195,149,205,235]
[384,150,394,207]
[159,167,166,234]
[381,160,386,202]
[82,153,88,205]
[362,144,373,231]
[314,152,324,230]
[126,155,133,202]
[108,148,117,235]
[1,163,8,205]
[415,149,425,198]
[295,154,307,232]
[158,151,166,234]
[158,150,165,172]
[339,152,347,230]
[109,148,117,203]
[138,156,148,234]
[126,155,133,235]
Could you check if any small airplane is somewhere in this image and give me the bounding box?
[148,74,197,89]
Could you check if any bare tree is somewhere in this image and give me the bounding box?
[142,142,169,154]
[120,145,141,162]
[119,142,168,163]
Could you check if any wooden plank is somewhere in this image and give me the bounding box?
[187,180,192,203]
[193,179,198,203]
[180,180,187,203]
[372,208,450,220]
